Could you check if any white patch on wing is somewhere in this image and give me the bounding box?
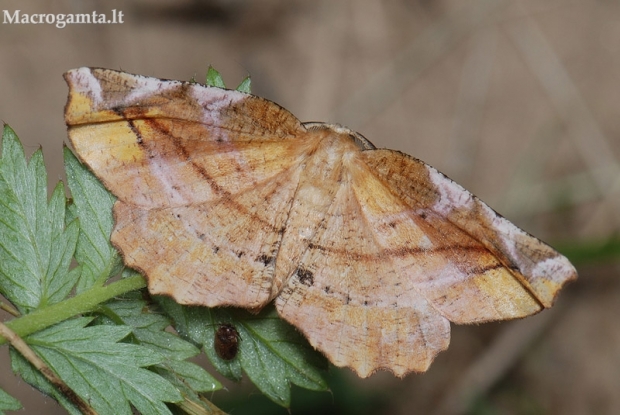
[419,234,433,250]
[190,86,254,177]
[428,168,532,274]
[532,256,575,284]
[71,68,103,107]
[478,203,524,263]
[429,262,468,288]
[191,86,246,132]
[146,157,191,206]
[124,75,181,104]
[427,166,474,215]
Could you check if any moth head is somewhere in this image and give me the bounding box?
[303,122,376,151]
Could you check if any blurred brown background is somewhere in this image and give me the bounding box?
[1,0,619,414]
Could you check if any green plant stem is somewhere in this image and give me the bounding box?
[0,274,146,345]
[0,321,98,414]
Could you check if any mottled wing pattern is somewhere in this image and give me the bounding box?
[275,150,452,377]
[362,150,577,315]
[275,146,576,377]
[65,68,308,308]
[65,68,305,208]
[65,68,576,378]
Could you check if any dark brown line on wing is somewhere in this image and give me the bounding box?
[67,114,292,138]
[144,118,226,194]
[139,117,287,234]
[465,262,506,275]
[126,119,144,145]
[306,242,488,260]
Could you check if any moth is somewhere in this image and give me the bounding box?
[64,67,577,378]
[214,324,240,361]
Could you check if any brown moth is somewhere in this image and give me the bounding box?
[214,324,240,361]
[64,67,577,378]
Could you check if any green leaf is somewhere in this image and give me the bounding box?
[159,298,328,407]
[96,296,222,407]
[236,76,252,93]
[237,307,329,406]
[64,147,121,292]
[10,348,82,415]
[12,317,182,415]
[157,359,220,393]
[97,298,202,361]
[0,387,21,413]
[153,359,222,414]
[0,125,79,313]
[206,66,226,88]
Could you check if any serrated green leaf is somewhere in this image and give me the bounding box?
[98,299,200,360]
[64,147,121,292]
[158,298,328,407]
[157,359,221,393]
[206,66,226,88]
[236,76,251,93]
[236,307,328,406]
[0,387,21,413]
[95,296,223,412]
[0,125,78,313]
[46,183,80,304]
[10,347,83,415]
[11,317,182,415]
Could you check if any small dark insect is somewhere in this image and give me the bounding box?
[215,323,240,360]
